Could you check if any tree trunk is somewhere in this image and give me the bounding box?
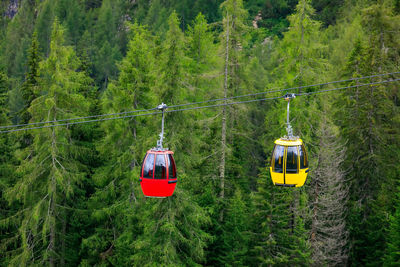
[49,124,57,267]
[219,14,230,222]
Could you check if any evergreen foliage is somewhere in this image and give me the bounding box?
[384,187,400,266]
[3,19,91,266]
[0,71,18,267]
[310,105,349,266]
[251,169,311,266]
[20,31,40,126]
[0,0,399,266]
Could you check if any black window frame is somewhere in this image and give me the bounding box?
[299,144,308,169]
[154,154,167,179]
[272,145,285,173]
[142,153,155,178]
[286,146,299,174]
[167,154,177,179]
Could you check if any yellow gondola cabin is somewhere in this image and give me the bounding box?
[270,137,309,187]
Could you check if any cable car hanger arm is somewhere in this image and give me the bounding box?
[283,93,297,138]
[156,103,168,150]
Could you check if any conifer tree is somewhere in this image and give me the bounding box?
[186,13,215,68]
[158,11,185,104]
[251,169,312,266]
[2,0,36,78]
[35,0,55,56]
[339,4,400,265]
[218,0,249,218]
[270,0,327,91]
[219,188,250,265]
[93,0,123,89]
[155,10,196,158]
[383,187,400,266]
[310,106,349,266]
[127,13,212,266]
[20,31,40,126]
[143,0,171,34]
[131,190,212,266]
[55,0,85,46]
[185,12,221,100]
[0,71,18,266]
[80,22,156,265]
[4,19,91,266]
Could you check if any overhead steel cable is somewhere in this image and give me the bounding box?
[167,71,400,109]
[0,107,159,129]
[0,111,162,133]
[0,96,285,134]
[296,78,400,96]
[1,71,399,130]
[0,77,398,134]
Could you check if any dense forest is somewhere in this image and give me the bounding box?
[0,0,399,266]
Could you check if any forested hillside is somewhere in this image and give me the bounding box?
[0,0,399,266]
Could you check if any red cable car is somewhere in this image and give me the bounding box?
[139,103,178,197]
[140,149,177,197]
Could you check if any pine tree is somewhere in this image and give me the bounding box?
[251,169,312,266]
[4,19,91,266]
[0,71,18,266]
[218,0,249,218]
[35,0,55,57]
[219,188,250,266]
[340,4,400,265]
[79,22,156,265]
[131,190,212,266]
[271,0,327,89]
[93,0,123,89]
[157,11,185,104]
[20,31,40,126]
[55,0,85,47]
[155,10,196,157]
[2,0,36,78]
[310,105,349,266]
[383,187,400,266]
[186,13,214,67]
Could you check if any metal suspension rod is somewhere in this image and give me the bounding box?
[157,103,167,149]
[284,93,295,138]
[287,99,290,126]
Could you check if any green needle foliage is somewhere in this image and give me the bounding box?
[0,0,398,266]
[132,190,211,266]
[384,187,400,266]
[3,19,91,266]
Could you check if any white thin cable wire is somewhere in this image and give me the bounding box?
[1,71,398,130]
[0,78,398,134]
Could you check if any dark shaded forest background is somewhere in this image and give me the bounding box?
[0,0,399,266]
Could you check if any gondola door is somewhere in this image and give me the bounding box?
[284,146,299,186]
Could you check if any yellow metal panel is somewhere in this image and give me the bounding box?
[274,138,303,146]
[270,167,284,184]
[295,169,308,187]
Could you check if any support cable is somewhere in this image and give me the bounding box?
[0,77,399,134]
[1,71,398,130]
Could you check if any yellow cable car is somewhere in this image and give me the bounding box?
[269,93,309,187]
[270,138,308,187]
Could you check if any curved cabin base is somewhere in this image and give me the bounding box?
[140,177,177,198]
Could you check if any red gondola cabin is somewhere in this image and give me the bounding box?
[139,149,177,197]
